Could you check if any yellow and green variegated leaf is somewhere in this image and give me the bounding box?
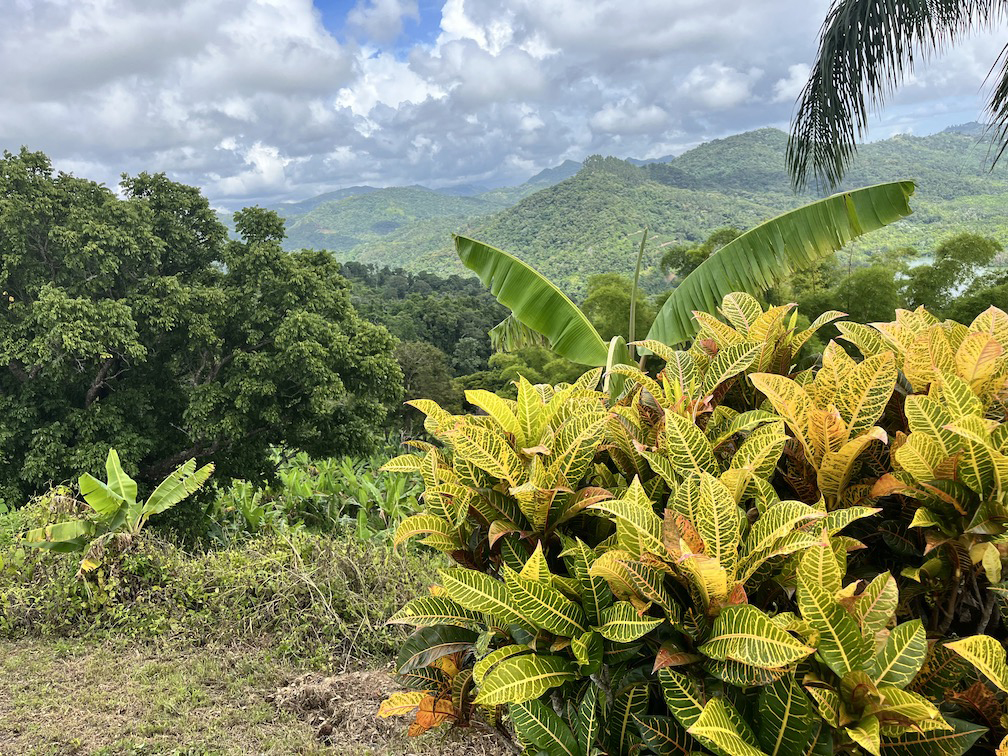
[798,546,872,677]
[945,635,1008,692]
[607,682,649,756]
[377,691,427,718]
[585,479,669,560]
[870,620,926,687]
[955,331,1003,395]
[388,596,486,630]
[869,687,950,732]
[971,305,1008,345]
[894,433,948,482]
[561,536,613,626]
[936,372,983,419]
[678,553,730,609]
[547,412,607,488]
[839,353,897,441]
[473,645,530,685]
[738,530,822,583]
[701,342,761,396]
[739,501,824,579]
[813,341,857,408]
[658,668,707,730]
[449,422,525,486]
[880,716,987,755]
[440,568,526,628]
[794,310,847,353]
[638,447,680,488]
[502,565,587,638]
[848,715,881,756]
[634,338,686,364]
[595,601,663,642]
[705,658,789,687]
[519,541,552,584]
[711,410,782,449]
[665,350,699,396]
[571,630,603,676]
[909,507,946,529]
[474,653,577,705]
[854,573,898,638]
[820,505,880,535]
[663,411,719,476]
[590,551,673,613]
[576,685,601,756]
[958,436,1008,498]
[757,676,821,756]
[635,714,694,756]
[381,453,426,473]
[818,426,888,503]
[699,604,814,669]
[836,321,888,359]
[394,514,462,553]
[730,424,788,479]
[720,292,763,335]
[405,398,454,436]
[509,699,580,756]
[465,389,521,440]
[693,310,748,348]
[805,686,842,727]
[396,625,478,673]
[749,373,813,460]
[904,394,957,455]
[516,376,546,446]
[695,472,745,576]
[687,698,769,756]
[610,363,665,404]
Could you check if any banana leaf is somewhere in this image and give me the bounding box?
[647,181,915,347]
[455,234,609,366]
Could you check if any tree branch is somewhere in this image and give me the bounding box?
[84,357,115,408]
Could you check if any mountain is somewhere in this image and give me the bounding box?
[280,127,1008,293]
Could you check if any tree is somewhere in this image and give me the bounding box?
[580,273,654,342]
[660,227,742,279]
[789,0,1008,189]
[0,149,401,507]
[904,232,1002,314]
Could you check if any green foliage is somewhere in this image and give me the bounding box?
[23,448,213,575]
[1,511,441,665]
[0,149,401,508]
[379,296,1008,755]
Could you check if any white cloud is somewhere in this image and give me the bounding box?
[1,0,1007,206]
[347,0,419,45]
[773,63,810,103]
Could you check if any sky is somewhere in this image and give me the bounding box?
[2,0,1007,208]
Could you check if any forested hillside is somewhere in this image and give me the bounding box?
[280,125,1008,293]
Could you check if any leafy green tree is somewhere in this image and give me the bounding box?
[579,273,654,342]
[789,0,1008,188]
[659,227,741,279]
[0,149,401,507]
[904,232,1002,314]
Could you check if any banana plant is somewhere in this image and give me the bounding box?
[455,181,915,365]
[24,448,214,574]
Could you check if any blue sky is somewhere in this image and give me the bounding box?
[1,0,1005,207]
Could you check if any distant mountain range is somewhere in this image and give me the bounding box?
[275,124,1008,294]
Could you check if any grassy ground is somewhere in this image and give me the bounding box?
[0,638,512,756]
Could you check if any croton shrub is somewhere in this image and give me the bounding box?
[378,293,1008,756]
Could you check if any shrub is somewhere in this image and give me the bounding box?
[379,293,1008,755]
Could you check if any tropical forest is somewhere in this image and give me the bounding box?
[7,2,1008,755]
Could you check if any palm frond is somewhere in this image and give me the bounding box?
[788,0,1007,190]
[455,234,609,366]
[489,313,550,353]
[646,181,915,347]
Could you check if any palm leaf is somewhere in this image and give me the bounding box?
[646,182,915,347]
[787,0,1007,189]
[489,313,550,353]
[455,234,608,365]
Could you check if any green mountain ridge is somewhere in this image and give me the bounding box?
[282,125,1008,294]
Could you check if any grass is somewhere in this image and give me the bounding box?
[0,637,325,755]
[0,638,513,756]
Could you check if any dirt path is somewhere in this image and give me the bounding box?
[0,639,511,756]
